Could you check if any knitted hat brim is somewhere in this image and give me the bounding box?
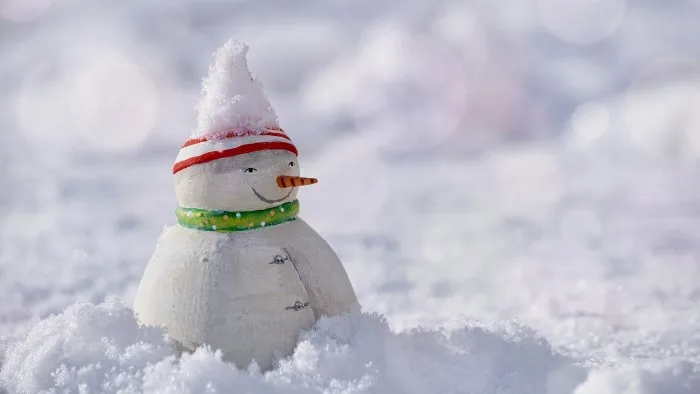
[173,130,298,174]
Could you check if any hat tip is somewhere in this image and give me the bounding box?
[219,38,250,59]
[191,37,278,142]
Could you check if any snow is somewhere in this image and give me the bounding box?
[0,298,173,394]
[2,0,700,393]
[194,39,279,138]
[575,362,700,394]
[1,298,587,394]
[3,298,698,393]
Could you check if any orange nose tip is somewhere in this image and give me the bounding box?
[276,175,319,188]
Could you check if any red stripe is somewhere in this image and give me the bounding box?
[261,131,291,140]
[182,129,290,148]
[173,141,298,174]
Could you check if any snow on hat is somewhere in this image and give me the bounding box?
[173,39,297,174]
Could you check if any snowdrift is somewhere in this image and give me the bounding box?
[0,298,587,393]
[1,298,698,394]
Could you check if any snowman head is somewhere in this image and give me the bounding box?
[173,39,316,212]
[173,130,316,211]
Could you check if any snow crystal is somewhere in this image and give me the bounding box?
[0,299,588,394]
[194,39,279,138]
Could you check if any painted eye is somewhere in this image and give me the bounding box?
[243,168,258,173]
[288,162,295,167]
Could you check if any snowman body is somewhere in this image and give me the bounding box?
[133,218,357,370]
[133,149,359,370]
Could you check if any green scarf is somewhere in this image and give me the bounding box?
[176,200,299,232]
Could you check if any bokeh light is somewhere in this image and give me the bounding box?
[571,102,610,143]
[623,58,700,160]
[537,0,627,45]
[16,45,159,169]
[301,21,480,155]
[432,2,490,68]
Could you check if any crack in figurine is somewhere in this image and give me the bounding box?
[132,39,360,371]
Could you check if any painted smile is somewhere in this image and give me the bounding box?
[252,187,294,204]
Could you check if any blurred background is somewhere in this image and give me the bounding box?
[1,0,700,365]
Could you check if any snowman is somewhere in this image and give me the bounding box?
[133,39,359,370]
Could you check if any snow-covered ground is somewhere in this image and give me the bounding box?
[2,0,700,392]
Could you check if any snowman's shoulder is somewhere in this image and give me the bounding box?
[276,217,318,236]
[158,224,234,248]
[153,225,252,263]
[279,218,331,247]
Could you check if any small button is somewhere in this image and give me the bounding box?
[285,301,309,311]
[269,251,291,265]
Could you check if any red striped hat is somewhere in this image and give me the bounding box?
[172,127,297,174]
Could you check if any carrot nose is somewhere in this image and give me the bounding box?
[277,175,318,188]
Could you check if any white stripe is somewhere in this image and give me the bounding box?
[175,134,292,163]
